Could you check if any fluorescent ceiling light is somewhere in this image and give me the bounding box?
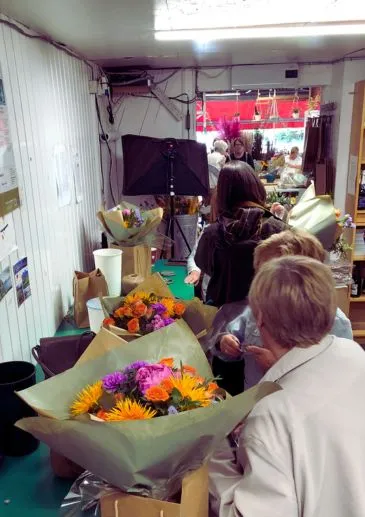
[155,23,365,41]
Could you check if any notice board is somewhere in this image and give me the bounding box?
[0,65,20,216]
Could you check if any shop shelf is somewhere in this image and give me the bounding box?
[350,296,365,303]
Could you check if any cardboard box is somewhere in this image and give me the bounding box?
[100,464,208,517]
[110,243,151,279]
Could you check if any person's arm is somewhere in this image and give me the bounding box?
[210,402,297,517]
[212,313,248,361]
[185,238,201,285]
[194,227,214,276]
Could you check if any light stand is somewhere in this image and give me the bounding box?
[162,138,193,264]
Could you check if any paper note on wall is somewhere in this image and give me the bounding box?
[54,144,72,208]
[0,69,20,217]
[347,155,358,196]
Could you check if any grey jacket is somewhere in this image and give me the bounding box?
[207,303,353,390]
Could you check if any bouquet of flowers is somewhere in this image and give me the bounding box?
[121,207,144,228]
[103,291,186,336]
[16,322,280,500]
[71,358,221,422]
[97,201,163,246]
[332,210,356,257]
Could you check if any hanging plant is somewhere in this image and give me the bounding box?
[291,90,300,119]
[253,90,262,121]
[269,90,279,120]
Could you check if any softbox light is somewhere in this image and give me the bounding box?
[121,134,209,197]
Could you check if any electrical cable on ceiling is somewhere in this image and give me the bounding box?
[95,96,117,206]
[0,16,100,79]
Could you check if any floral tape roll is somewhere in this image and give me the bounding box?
[122,274,145,295]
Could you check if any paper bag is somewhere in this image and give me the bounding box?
[110,242,151,279]
[100,464,208,517]
[73,269,109,328]
[288,182,336,250]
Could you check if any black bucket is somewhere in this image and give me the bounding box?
[0,361,39,456]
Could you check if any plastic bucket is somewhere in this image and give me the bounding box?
[0,361,39,456]
[93,248,122,297]
[86,298,104,333]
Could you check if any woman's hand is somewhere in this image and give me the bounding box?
[244,346,276,372]
[270,202,286,220]
[219,334,241,358]
[184,270,201,285]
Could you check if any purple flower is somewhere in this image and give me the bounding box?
[136,364,173,394]
[151,314,166,331]
[123,360,149,373]
[168,405,178,415]
[162,317,175,327]
[151,303,167,315]
[102,371,127,392]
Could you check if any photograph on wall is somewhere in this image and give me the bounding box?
[0,264,12,302]
[13,256,31,307]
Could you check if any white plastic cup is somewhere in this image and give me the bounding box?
[93,248,122,297]
[86,298,104,333]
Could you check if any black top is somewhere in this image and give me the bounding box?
[230,152,255,170]
[195,207,286,307]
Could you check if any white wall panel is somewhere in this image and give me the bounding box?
[0,23,101,362]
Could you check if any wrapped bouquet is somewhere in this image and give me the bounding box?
[17,322,280,501]
[71,358,221,422]
[97,202,163,246]
[102,273,217,340]
[104,291,185,336]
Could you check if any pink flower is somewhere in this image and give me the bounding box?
[136,364,173,394]
[122,208,131,216]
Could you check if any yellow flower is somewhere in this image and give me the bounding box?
[160,297,175,317]
[70,381,103,417]
[124,291,149,305]
[169,375,211,407]
[105,398,157,421]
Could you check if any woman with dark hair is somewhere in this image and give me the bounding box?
[230,137,255,170]
[195,161,285,395]
[195,161,285,308]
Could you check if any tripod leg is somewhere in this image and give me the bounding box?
[175,218,192,255]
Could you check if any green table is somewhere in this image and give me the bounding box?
[0,260,193,516]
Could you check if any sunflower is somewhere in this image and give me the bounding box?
[168,375,211,407]
[105,398,157,421]
[160,298,175,317]
[70,381,103,417]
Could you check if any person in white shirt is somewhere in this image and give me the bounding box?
[209,255,365,517]
[282,145,302,176]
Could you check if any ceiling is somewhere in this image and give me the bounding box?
[1,0,365,68]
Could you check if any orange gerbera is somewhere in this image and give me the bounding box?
[160,298,175,317]
[132,301,148,317]
[127,318,140,333]
[173,301,186,317]
[159,357,174,368]
[103,317,115,326]
[105,398,157,421]
[183,365,197,376]
[160,377,175,393]
[145,386,170,402]
[207,382,219,394]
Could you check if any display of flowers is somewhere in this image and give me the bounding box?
[331,209,356,258]
[121,207,144,228]
[70,358,222,421]
[104,291,186,335]
[335,209,356,229]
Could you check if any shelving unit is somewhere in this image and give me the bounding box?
[345,80,365,346]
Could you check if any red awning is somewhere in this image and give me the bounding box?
[196,99,307,131]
